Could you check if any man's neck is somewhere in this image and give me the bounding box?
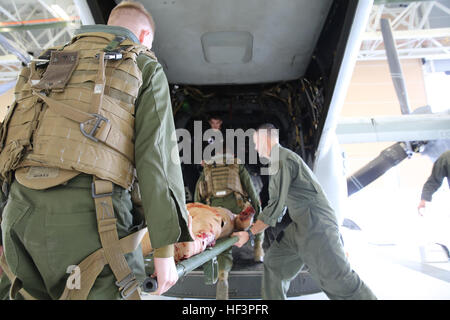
[268,142,279,157]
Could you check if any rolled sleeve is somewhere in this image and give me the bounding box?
[239,165,261,214]
[421,152,449,202]
[153,244,175,258]
[257,161,291,227]
[194,171,204,203]
[135,59,193,250]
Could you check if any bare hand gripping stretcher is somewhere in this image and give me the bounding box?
[142,236,239,293]
[139,202,254,293]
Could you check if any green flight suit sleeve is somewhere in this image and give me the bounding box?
[0,180,5,246]
[194,171,205,203]
[134,57,193,250]
[239,165,261,214]
[421,151,450,202]
[258,159,295,227]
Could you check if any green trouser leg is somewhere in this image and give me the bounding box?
[0,274,12,300]
[0,176,145,300]
[254,231,264,262]
[216,247,232,300]
[262,222,377,300]
[217,247,233,274]
[262,224,303,300]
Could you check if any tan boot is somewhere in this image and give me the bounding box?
[216,270,229,300]
[254,240,264,262]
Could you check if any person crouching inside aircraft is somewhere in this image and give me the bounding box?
[232,124,377,300]
[194,151,263,300]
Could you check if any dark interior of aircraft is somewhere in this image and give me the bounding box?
[169,0,357,249]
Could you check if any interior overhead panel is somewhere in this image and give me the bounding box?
[140,0,333,85]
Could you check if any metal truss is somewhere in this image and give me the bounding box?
[0,0,81,83]
[0,54,21,81]
[359,1,450,60]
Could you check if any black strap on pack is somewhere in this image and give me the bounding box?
[95,35,127,61]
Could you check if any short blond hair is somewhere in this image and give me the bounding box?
[109,1,155,31]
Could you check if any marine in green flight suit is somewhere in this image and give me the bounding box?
[0,6,192,300]
[418,150,450,213]
[233,124,377,300]
[194,154,263,300]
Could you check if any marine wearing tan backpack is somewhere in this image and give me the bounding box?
[199,156,247,208]
[0,1,192,300]
[194,153,263,300]
[0,32,153,189]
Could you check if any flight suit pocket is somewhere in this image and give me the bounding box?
[45,209,98,275]
[0,198,31,274]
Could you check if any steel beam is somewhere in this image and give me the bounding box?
[363,27,450,40]
[73,0,95,25]
[374,0,433,4]
[0,20,78,32]
[0,34,30,64]
[336,113,450,144]
[381,18,412,115]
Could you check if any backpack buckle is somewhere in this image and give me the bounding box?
[116,273,140,300]
[95,51,123,60]
[80,113,110,143]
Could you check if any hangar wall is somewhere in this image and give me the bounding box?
[341,58,431,188]
[340,58,444,240]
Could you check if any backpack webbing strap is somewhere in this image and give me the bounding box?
[32,91,133,160]
[58,227,147,300]
[89,176,141,300]
[0,253,36,300]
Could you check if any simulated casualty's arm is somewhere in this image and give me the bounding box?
[140,202,255,262]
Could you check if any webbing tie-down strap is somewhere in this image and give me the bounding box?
[58,226,147,300]
[0,253,36,300]
[88,177,141,300]
[32,91,133,160]
[1,210,147,300]
[30,50,133,161]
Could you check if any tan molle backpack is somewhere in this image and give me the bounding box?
[0,32,155,189]
[200,157,247,207]
[0,32,156,300]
